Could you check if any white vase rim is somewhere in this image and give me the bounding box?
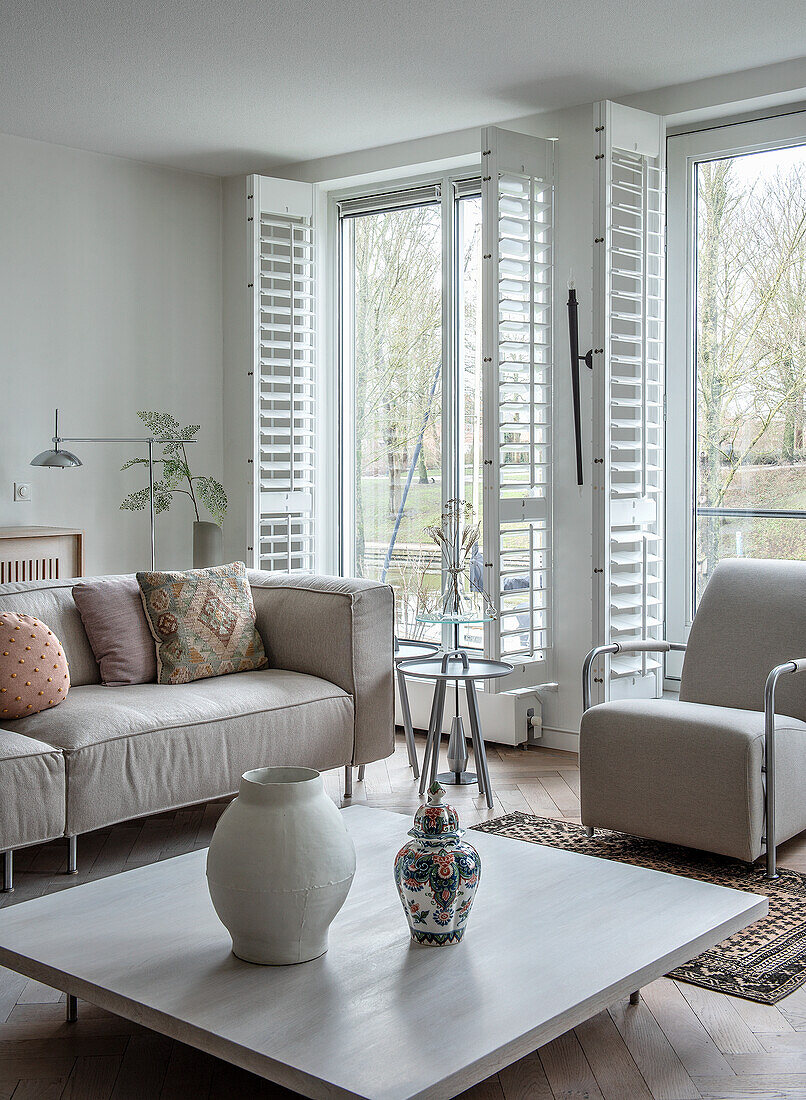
[242,766,321,787]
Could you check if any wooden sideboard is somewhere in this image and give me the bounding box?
[0,527,84,584]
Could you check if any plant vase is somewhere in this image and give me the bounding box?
[394,781,481,946]
[193,521,223,569]
[206,767,356,964]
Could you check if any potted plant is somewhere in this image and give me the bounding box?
[120,412,227,568]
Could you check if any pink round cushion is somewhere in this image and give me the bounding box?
[0,613,70,720]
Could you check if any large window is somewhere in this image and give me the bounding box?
[667,112,806,654]
[339,181,483,643]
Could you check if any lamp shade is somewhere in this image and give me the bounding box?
[30,448,82,468]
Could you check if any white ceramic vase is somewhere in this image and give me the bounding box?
[206,767,356,965]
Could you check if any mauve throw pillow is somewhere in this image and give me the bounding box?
[73,575,157,686]
[136,562,267,685]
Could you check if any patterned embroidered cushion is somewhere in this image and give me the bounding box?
[136,562,267,685]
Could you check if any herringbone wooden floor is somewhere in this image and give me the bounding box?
[4,734,806,1099]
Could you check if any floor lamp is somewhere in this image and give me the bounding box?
[30,409,196,571]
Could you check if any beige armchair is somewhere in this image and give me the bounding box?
[580,559,806,880]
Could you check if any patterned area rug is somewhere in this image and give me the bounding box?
[473,812,806,1004]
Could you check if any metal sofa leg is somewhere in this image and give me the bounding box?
[66,836,78,875]
[585,827,594,838]
[2,851,12,893]
[344,766,353,800]
[357,764,366,782]
[66,994,78,1023]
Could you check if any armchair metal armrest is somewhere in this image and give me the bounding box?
[764,658,806,879]
[582,640,687,713]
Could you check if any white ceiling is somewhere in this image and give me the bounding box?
[2,0,805,176]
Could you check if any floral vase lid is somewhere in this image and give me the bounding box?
[409,782,463,841]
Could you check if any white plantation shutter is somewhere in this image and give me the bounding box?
[481,127,555,683]
[592,103,665,702]
[249,176,316,572]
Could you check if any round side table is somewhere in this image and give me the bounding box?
[398,650,513,809]
[393,638,439,780]
[355,638,438,787]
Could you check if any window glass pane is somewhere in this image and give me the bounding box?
[346,203,442,641]
[458,193,484,649]
[695,145,806,605]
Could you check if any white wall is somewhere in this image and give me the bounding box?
[0,133,223,576]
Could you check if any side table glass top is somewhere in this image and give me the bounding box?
[398,654,513,680]
[415,612,496,625]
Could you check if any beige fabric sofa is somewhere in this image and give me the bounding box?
[0,571,394,889]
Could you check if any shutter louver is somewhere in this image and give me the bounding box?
[250,178,316,573]
[482,128,555,679]
[593,103,665,699]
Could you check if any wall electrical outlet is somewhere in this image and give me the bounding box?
[14,482,32,503]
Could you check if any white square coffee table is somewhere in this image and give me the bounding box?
[0,806,766,1100]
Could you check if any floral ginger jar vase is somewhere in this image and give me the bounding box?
[394,781,481,946]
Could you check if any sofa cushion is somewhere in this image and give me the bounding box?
[0,613,70,719]
[137,562,267,685]
[0,731,65,850]
[579,698,806,862]
[73,575,157,685]
[0,579,100,687]
[9,670,353,834]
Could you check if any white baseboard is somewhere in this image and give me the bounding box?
[537,728,579,754]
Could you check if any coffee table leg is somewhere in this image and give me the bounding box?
[467,682,493,809]
[66,995,78,1023]
[396,666,420,779]
[344,766,353,800]
[629,990,641,1005]
[419,680,445,796]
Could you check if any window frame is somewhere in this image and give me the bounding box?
[666,109,806,682]
[334,169,483,647]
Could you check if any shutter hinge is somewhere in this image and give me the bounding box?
[248,282,253,288]
[593,457,603,464]
[595,125,605,133]
[247,371,253,377]
[482,175,491,182]
[247,216,253,222]
[484,561,493,568]
[483,356,492,363]
[594,237,604,244]
[594,677,603,684]
[247,546,253,552]
[483,459,493,466]
[594,568,603,574]
[482,148,491,156]
[247,194,253,199]
[483,253,491,259]
[247,459,253,464]
[595,153,605,160]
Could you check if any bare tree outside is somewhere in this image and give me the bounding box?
[345,196,482,639]
[695,145,806,602]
